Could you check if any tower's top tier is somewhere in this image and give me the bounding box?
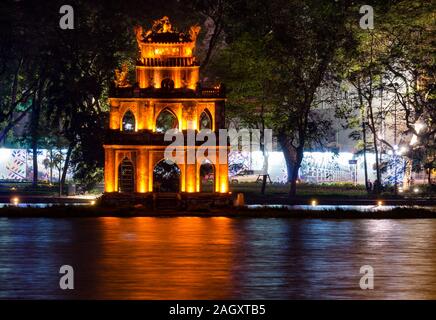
[134,16,201,63]
[111,16,226,95]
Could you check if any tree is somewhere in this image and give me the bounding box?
[340,0,435,190]
[380,1,435,186]
[1,0,154,189]
[210,33,276,193]
[188,0,229,71]
[219,0,354,197]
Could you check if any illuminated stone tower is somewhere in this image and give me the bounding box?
[103,17,229,205]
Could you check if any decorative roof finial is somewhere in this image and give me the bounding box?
[152,16,174,33]
[114,63,131,88]
[189,25,201,42]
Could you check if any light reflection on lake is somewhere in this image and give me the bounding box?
[247,204,436,212]
[0,217,435,299]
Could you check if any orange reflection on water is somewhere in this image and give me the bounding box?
[1,218,436,299]
[94,217,235,299]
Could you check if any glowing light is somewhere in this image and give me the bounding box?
[137,152,148,193]
[0,148,11,162]
[398,187,404,193]
[90,200,96,205]
[220,182,228,193]
[398,146,408,155]
[377,201,383,206]
[234,193,245,206]
[11,197,19,205]
[10,187,17,191]
[415,122,425,133]
[311,200,318,207]
[410,122,425,146]
[410,136,417,146]
[186,184,196,193]
[413,188,420,193]
[105,181,115,193]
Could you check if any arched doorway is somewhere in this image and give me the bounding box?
[199,110,212,130]
[118,157,135,193]
[200,160,215,192]
[156,109,178,133]
[153,159,181,192]
[161,78,175,90]
[122,110,135,132]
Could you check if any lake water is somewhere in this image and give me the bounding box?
[0,217,435,299]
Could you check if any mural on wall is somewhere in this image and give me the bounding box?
[0,148,72,182]
[2,148,422,186]
[383,155,406,187]
[4,149,27,180]
[228,151,377,184]
[228,151,251,176]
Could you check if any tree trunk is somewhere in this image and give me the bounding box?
[289,146,304,197]
[362,118,369,192]
[368,33,382,194]
[261,175,267,194]
[259,104,268,195]
[278,135,294,184]
[60,142,74,195]
[199,2,224,71]
[260,151,268,194]
[30,92,40,188]
[49,149,53,184]
[32,141,38,187]
[371,126,382,193]
[58,167,62,197]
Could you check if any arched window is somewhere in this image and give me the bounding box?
[199,160,215,192]
[153,159,181,192]
[122,110,135,132]
[118,157,135,193]
[199,110,212,130]
[161,78,175,90]
[156,109,178,133]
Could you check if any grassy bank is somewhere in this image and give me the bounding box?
[0,204,435,219]
[230,182,436,201]
[231,182,367,197]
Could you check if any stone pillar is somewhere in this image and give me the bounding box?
[137,149,147,193]
[219,162,229,193]
[144,102,154,131]
[114,151,120,192]
[109,104,120,130]
[137,101,144,131]
[180,162,186,192]
[182,102,197,130]
[185,162,196,193]
[148,151,154,192]
[196,162,201,192]
[104,147,115,192]
[214,163,220,193]
[217,146,229,193]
